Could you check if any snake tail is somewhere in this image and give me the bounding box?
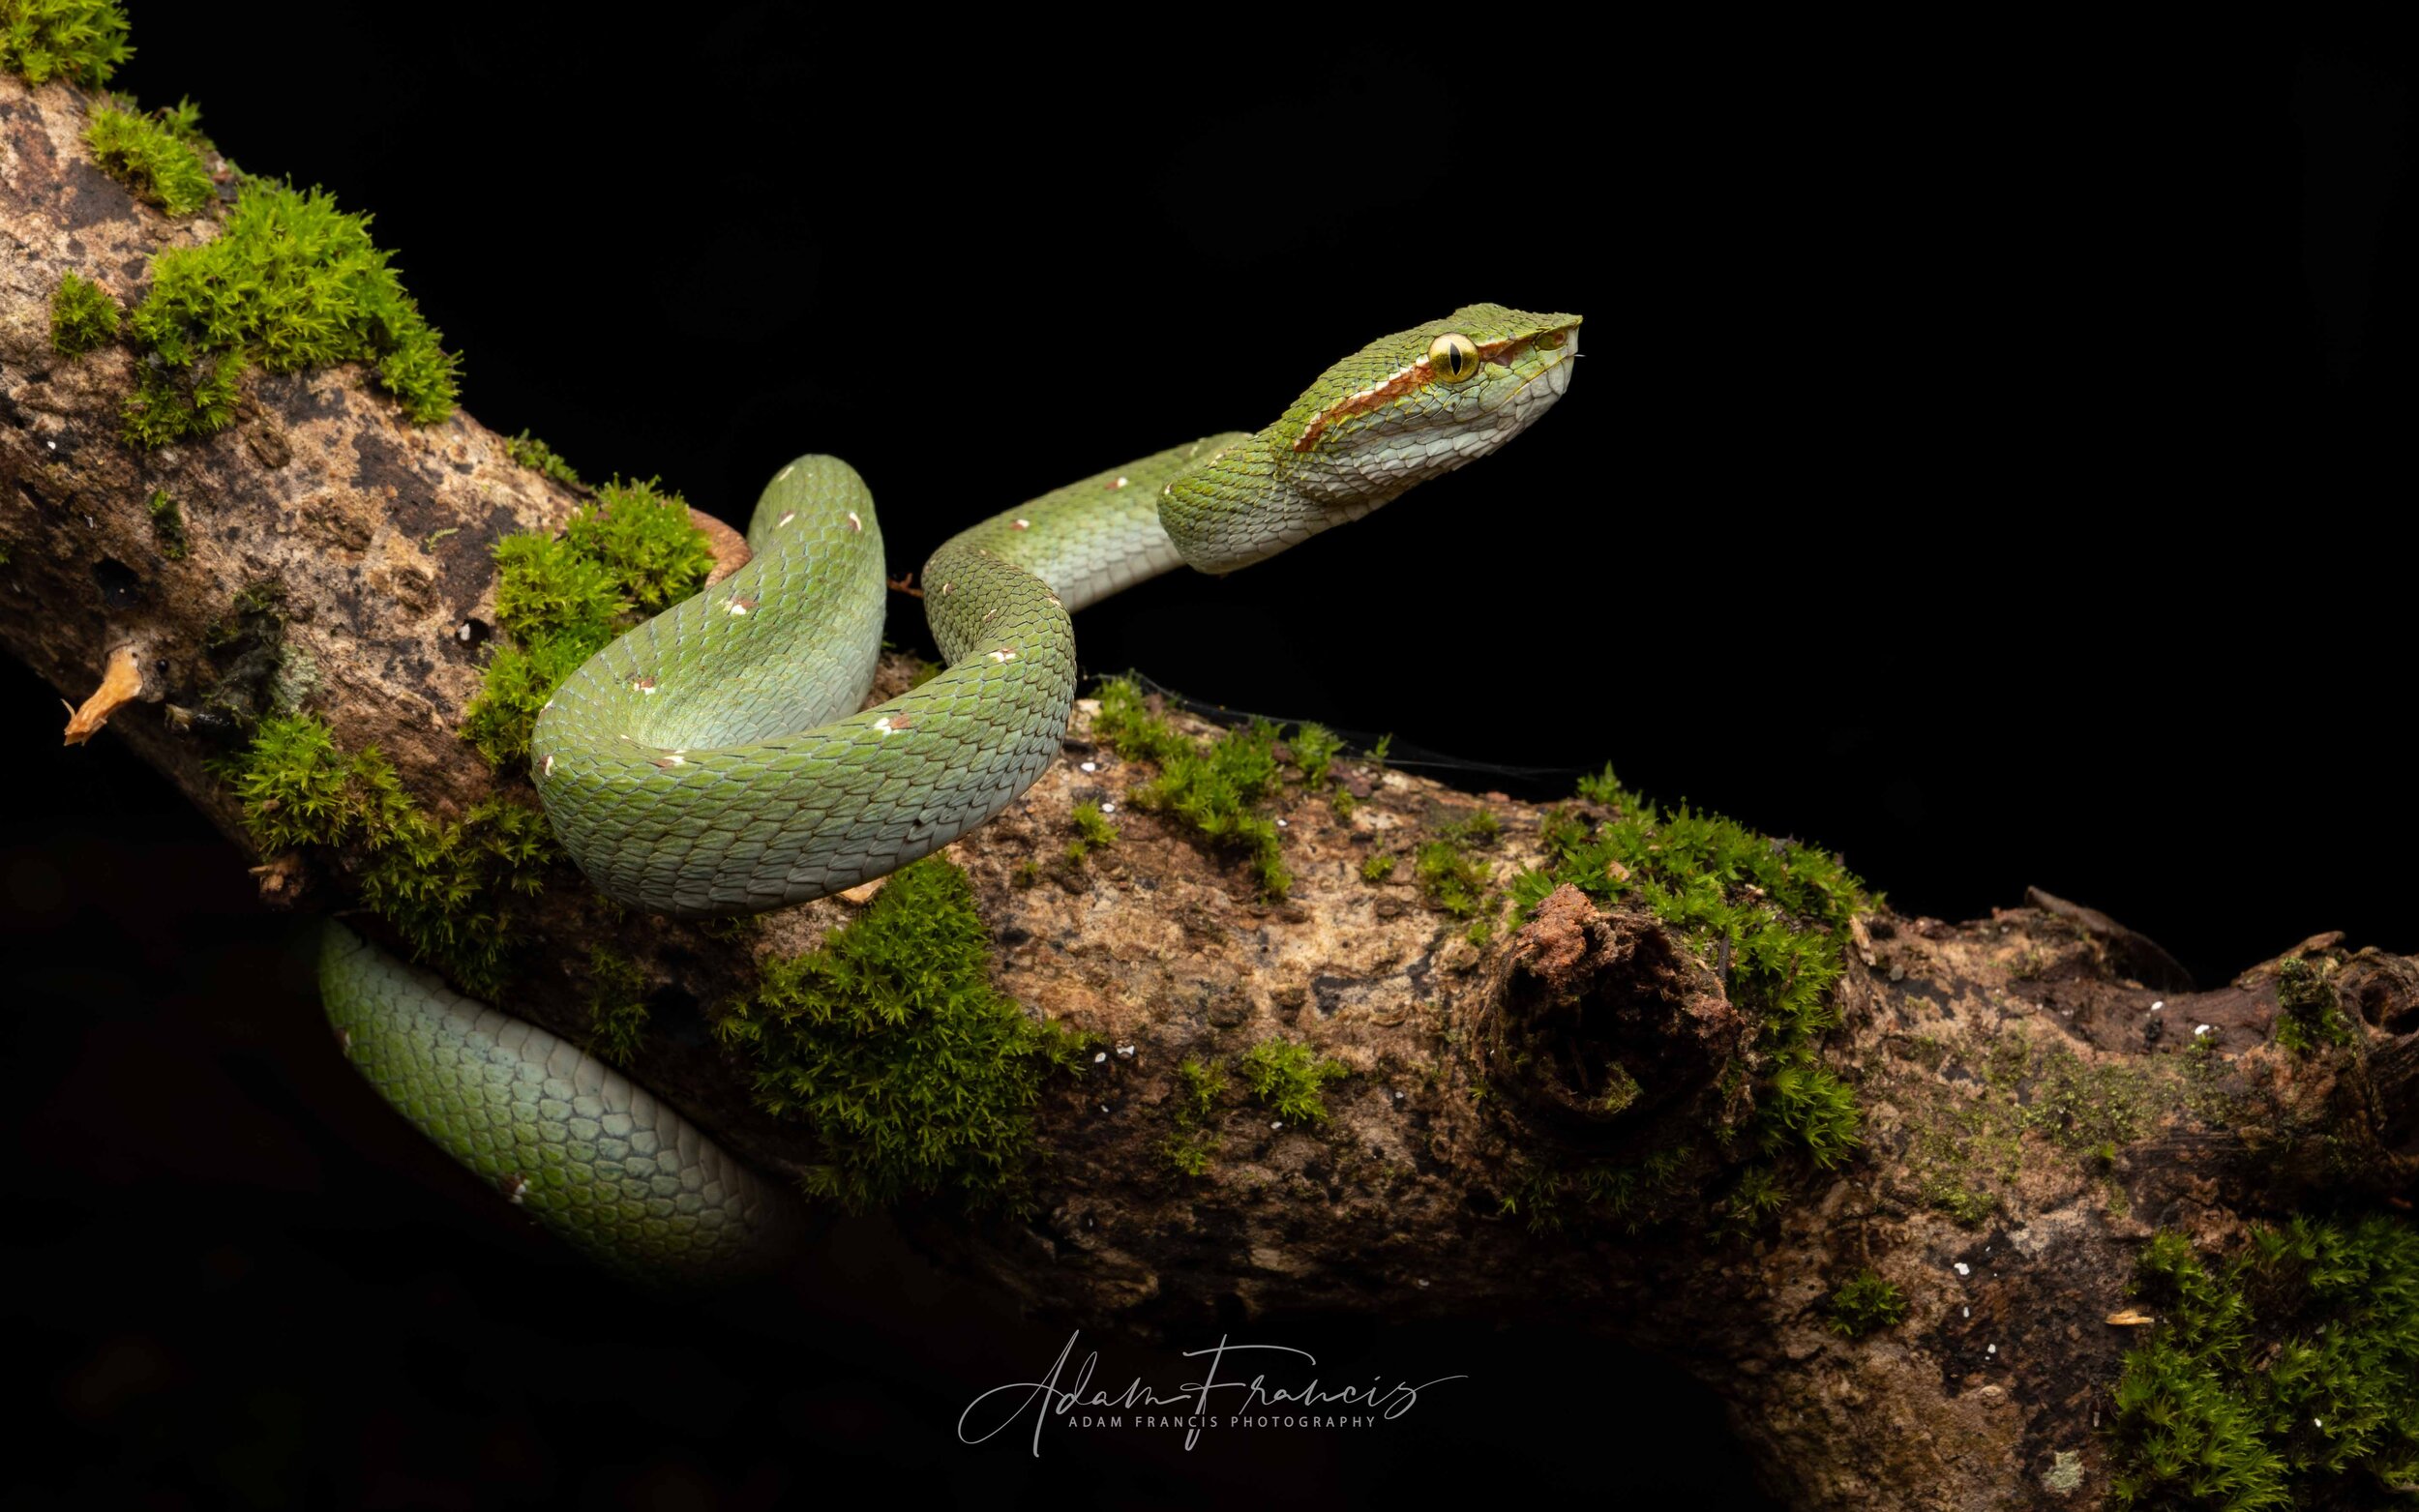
[320,921,798,1281]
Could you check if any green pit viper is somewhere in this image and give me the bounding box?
[319,304,1581,1280]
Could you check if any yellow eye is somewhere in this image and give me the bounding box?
[1427,332,1480,384]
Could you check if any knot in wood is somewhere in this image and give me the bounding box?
[1480,885,1751,1152]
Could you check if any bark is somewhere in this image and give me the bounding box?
[4,73,2415,1511]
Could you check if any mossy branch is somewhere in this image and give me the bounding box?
[3,27,2417,1509]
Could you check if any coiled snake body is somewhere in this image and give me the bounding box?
[319,305,1580,1278]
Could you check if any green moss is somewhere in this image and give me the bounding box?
[2108,1216,2418,1508]
[1161,1055,1228,1177]
[583,949,649,1068]
[713,857,1089,1212]
[503,428,582,488]
[1921,1167,2001,1226]
[491,533,623,651]
[1070,801,1119,847]
[151,93,202,143]
[2028,1047,2152,1152]
[1573,763,1625,805]
[561,478,713,614]
[1440,808,1499,845]
[122,179,458,445]
[1596,1060,1641,1114]
[48,269,119,355]
[1900,1032,2197,1230]
[1176,1055,1227,1122]
[84,100,211,216]
[1518,1141,1704,1235]
[1500,1158,1570,1230]
[222,712,356,851]
[458,636,590,769]
[226,578,286,622]
[1827,1268,1910,1338]
[357,786,552,998]
[1289,723,1346,790]
[123,350,246,447]
[1359,851,1395,883]
[1523,1146,1777,1238]
[218,714,556,994]
[1723,1163,1788,1225]
[463,485,713,769]
[1904,1038,2029,1225]
[1162,1128,1216,1177]
[2179,1037,2247,1126]
[0,0,130,86]
[1759,1048,1860,1167]
[1239,1036,1348,1124]
[2275,957,2356,1056]
[1091,675,1290,898]
[1416,838,1492,918]
[1415,808,1504,937]
[1509,763,1869,1167]
[144,487,185,559]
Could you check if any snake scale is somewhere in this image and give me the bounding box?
[319,304,1581,1279]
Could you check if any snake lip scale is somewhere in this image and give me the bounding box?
[319,304,1581,1278]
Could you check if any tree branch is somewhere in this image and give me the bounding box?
[4,72,2413,1509]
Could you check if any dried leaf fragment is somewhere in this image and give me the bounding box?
[62,644,143,746]
[250,853,307,904]
[691,507,750,586]
[2105,1308,2156,1327]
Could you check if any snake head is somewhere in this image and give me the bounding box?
[1161,303,1581,574]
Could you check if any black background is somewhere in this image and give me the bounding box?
[7,8,2414,1507]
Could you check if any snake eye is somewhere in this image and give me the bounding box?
[1427,332,1480,384]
